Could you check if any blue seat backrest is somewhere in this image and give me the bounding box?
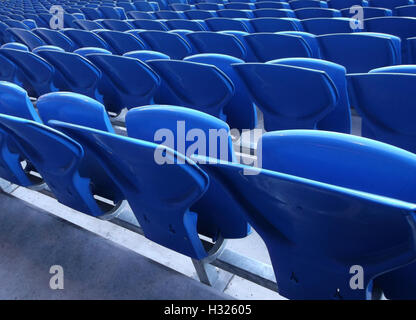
[365,17,416,63]
[328,0,365,9]
[94,30,145,54]
[37,50,101,99]
[1,42,28,51]
[5,28,45,50]
[184,9,217,20]
[147,59,234,120]
[119,2,137,12]
[136,30,192,59]
[302,17,356,35]
[233,62,338,131]
[123,49,171,61]
[125,105,250,239]
[0,48,55,97]
[269,57,351,133]
[73,19,104,31]
[127,11,156,19]
[32,28,75,52]
[253,8,296,18]
[317,33,401,73]
[98,19,133,31]
[99,6,126,20]
[290,0,328,9]
[80,7,103,20]
[204,17,249,32]
[130,19,168,31]
[195,3,223,10]
[185,53,257,130]
[196,129,416,299]
[255,1,291,9]
[74,47,112,57]
[395,4,416,17]
[368,0,413,10]
[278,31,321,57]
[133,1,157,12]
[63,29,109,50]
[295,8,341,19]
[186,31,247,60]
[51,119,210,259]
[217,9,254,18]
[347,71,416,153]
[86,54,160,113]
[250,17,302,32]
[155,10,187,19]
[0,113,106,216]
[4,19,29,30]
[165,19,206,31]
[225,3,256,9]
[341,7,391,18]
[243,33,313,62]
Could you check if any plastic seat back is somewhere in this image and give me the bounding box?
[348,71,416,153]
[185,53,257,130]
[341,7,392,18]
[98,19,133,31]
[137,30,192,59]
[94,30,145,54]
[74,47,112,57]
[124,49,171,61]
[130,19,168,30]
[250,17,302,32]
[80,7,103,20]
[99,6,126,20]
[127,11,156,19]
[37,50,101,99]
[186,31,247,60]
[204,17,249,31]
[290,0,328,9]
[395,4,416,17]
[51,119,210,259]
[148,59,234,120]
[365,17,416,62]
[233,63,338,131]
[184,9,216,20]
[155,10,187,19]
[302,17,356,35]
[244,33,313,62]
[253,8,296,18]
[196,130,416,299]
[318,33,401,72]
[62,29,109,50]
[86,54,160,113]
[0,48,55,97]
[255,1,291,9]
[73,19,104,31]
[367,0,412,10]
[295,8,341,19]
[1,42,28,51]
[217,9,254,18]
[4,19,29,30]
[126,105,249,239]
[165,19,206,31]
[328,0,365,9]
[270,58,350,133]
[5,28,45,50]
[33,28,75,52]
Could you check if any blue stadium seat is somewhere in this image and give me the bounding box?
[295,8,341,19]
[185,53,257,130]
[62,29,109,50]
[73,19,104,30]
[86,54,160,114]
[147,59,234,120]
[118,2,137,13]
[5,28,45,50]
[98,19,133,31]
[74,47,112,57]
[0,42,29,51]
[233,63,338,131]
[94,30,146,54]
[135,30,192,59]
[196,129,416,299]
[270,57,351,133]
[0,48,55,97]
[165,19,206,31]
[365,17,416,62]
[395,4,416,16]
[80,7,103,20]
[185,31,247,60]
[252,8,296,18]
[225,2,256,9]
[184,9,217,20]
[98,6,127,20]
[32,45,65,54]
[347,69,416,153]
[37,50,101,99]
[217,9,254,18]
[289,0,328,9]
[317,33,401,72]
[327,0,366,9]
[243,33,314,62]
[155,10,187,19]
[341,7,392,18]
[133,1,159,12]
[127,11,156,19]
[3,19,30,30]
[302,17,357,35]
[33,28,75,52]
[367,0,413,10]
[129,19,169,31]
[170,3,193,11]
[195,3,224,10]
[250,17,302,32]
[256,1,291,9]
[204,17,251,31]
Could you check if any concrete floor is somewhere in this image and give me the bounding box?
[0,113,362,300]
